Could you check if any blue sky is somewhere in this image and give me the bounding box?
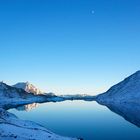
[0,0,140,95]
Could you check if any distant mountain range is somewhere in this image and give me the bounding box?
[1,70,140,106]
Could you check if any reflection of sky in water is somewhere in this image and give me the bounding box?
[9,101,140,140]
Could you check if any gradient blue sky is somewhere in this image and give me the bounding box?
[0,0,140,95]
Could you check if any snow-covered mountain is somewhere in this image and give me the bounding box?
[97,71,140,103]
[13,82,43,95]
[0,82,34,99]
[0,82,54,109]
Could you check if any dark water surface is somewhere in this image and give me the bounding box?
[9,101,140,140]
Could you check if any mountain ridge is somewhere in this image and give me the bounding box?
[97,70,140,103]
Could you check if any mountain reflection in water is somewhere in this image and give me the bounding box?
[16,103,39,111]
[104,102,140,128]
[16,101,140,128]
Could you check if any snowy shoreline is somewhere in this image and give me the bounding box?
[0,108,80,140]
[0,95,86,140]
[0,95,96,140]
[0,82,86,140]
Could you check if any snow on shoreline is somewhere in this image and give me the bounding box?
[0,108,79,140]
[0,98,81,140]
[0,96,83,140]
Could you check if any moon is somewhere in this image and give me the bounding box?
[91,10,95,14]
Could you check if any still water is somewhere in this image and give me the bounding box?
[9,101,140,140]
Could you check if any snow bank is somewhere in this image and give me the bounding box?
[0,108,79,140]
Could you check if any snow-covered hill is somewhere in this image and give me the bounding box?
[13,82,43,95]
[97,71,140,103]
